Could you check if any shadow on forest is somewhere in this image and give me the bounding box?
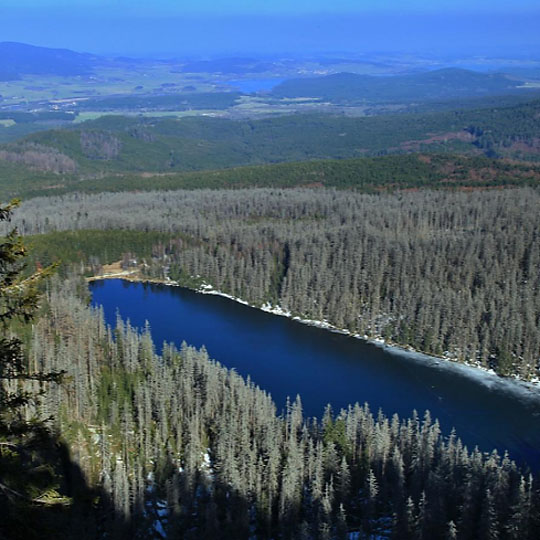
[1,434,262,540]
[0,432,131,540]
[150,455,267,540]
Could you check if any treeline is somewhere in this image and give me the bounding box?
[22,278,540,539]
[0,111,78,144]
[1,97,538,180]
[75,92,242,112]
[0,111,76,124]
[1,152,539,201]
[13,187,540,379]
[26,229,178,272]
[0,141,77,173]
[361,89,540,116]
[271,69,525,104]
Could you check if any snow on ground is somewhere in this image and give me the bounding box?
[107,276,540,397]
[145,472,169,538]
[385,344,540,402]
[200,449,215,484]
[199,283,250,305]
[195,283,540,398]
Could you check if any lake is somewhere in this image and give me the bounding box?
[90,279,540,469]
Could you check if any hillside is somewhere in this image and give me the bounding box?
[272,68,527,103]
[0,97,538,185]
[15,187,540,381]
[0,41,96,80]
[1,153,539,201]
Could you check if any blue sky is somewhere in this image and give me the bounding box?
[3,0,540,13]
[1,1,539,57]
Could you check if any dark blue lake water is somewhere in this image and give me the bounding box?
[90,279,540,469]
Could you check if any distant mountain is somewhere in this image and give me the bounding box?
[272,68,526,103]
[0,42,97,80]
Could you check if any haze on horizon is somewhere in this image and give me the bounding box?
[1,0,539,58]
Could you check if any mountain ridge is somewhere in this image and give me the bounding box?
[272,67,526,103]
[0,41,97,80]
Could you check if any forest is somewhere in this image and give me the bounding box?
[1,96,539,184]
[1,46,540,539]
[11,187,540,380]
[75,92,242,112]
[3,271,539,539]
[271,69,526,104]
[1,152,539,201]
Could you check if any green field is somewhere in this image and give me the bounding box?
[0,64,218,105]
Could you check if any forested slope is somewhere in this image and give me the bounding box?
[0,41,96,79]
[13,187,540,380]
[1,153,539,201]
[272,69,525,103]
[1,97,539,184]
[18,278,540,539]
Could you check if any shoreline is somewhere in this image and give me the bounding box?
[87,271,540,396]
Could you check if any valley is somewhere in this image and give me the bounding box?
[1,37,540,540]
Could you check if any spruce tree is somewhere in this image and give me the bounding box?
[0,200,63,537]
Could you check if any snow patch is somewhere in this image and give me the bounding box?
[261,302,291,317]
[192,286,540,399]
[199,283,250,305]
[200,449,215,485]
[104,275,540,396]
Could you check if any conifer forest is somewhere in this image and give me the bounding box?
[1,184,539,538]
[1,33,540,540]
[11,278,540,538]
[14,187,540,378]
